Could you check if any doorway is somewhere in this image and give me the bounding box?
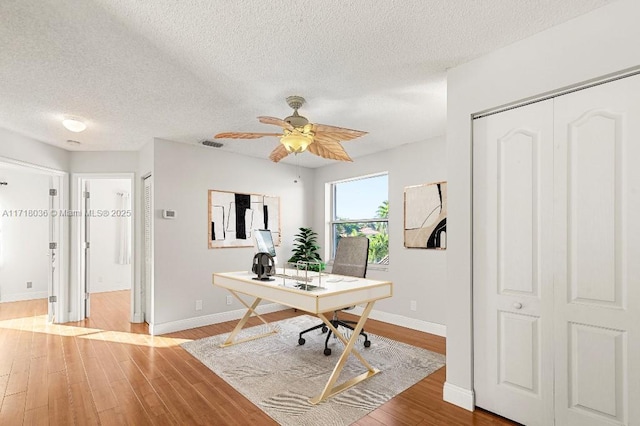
[0,158,65,323]
[75,174,134,327]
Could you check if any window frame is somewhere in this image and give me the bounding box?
[328,173,389,268]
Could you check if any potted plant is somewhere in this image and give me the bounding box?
[288,227,325,271]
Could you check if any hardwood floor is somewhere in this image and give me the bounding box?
[0,291,516,425]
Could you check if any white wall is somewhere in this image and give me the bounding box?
[151,138,314,332]
[313,136,447,333]
[0,128,68,171]
[69,151,138,173]
[0,168,50,302]
[88,178,132,293]
[445,0,640,409]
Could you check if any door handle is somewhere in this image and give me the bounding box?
[513,302,523,309]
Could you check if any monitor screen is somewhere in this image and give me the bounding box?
[253,229,277,264]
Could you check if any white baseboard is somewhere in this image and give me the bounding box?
[349,306,446,337]
[148,303,447,338]
[0,291,48,303]
[149,302,290,335]
[443,381,475,411]
[132,312,145,323]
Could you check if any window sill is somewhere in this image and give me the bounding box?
[326,261,389,273]
[367,264,389,272]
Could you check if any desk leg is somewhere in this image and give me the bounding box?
[309,301,379,404]
[220,291,278,348]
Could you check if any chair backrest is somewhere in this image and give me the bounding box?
[331,236,369,278]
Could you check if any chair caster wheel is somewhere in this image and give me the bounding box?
[298,338,306,345]
[322,326,328,333]
[324,348,332,356]
[364,340,371,348]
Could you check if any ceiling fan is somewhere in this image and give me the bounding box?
[214,96,367,163]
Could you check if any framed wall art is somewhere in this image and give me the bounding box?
[208,190,281,249]
[404,181,447,249]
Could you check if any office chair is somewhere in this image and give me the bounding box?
[297,236,371,356]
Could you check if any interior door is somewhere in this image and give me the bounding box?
[83,180,91,317]
[47,177,60,322]
[553,74,640,426]
[473,99,555,425]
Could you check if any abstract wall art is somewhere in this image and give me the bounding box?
[208,190,281,248]
[404,181,447,249]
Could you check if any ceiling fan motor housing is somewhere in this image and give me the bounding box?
[284,112,309,128]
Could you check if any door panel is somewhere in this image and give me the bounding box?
[499,312,539,393]
[554,74,640,426]
[473,99,555,426]
[569,322,625,421]
[499,130,539,296]
[568,111,621,306]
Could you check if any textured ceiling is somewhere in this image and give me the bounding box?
[0,0,615,167]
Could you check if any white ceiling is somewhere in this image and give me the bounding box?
[0,0,615,168]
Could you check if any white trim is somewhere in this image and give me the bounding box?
[0,155,66,176]
[133,312,144,323]
[349,306,446,337]
[443,381,475,411]
[148,302,290,336]
[0,291,48,303]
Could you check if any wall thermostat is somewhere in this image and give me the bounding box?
[162,209,176,219]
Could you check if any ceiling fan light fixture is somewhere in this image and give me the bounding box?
[62,117,87,132]
[281,132,313,153]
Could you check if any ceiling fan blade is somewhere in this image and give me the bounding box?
[269,144,290,163]
[214,132,282,139]
[258,116,294,131]
[307,136,353,162]
[312,123,367,141]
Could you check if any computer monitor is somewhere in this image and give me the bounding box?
[253,229,277,264]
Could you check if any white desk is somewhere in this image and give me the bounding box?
[213,270,393,404]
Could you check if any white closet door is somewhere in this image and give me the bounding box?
[473,99,555,425]
[553,74,640,426]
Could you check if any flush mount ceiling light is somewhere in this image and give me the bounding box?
[62,117,87,132]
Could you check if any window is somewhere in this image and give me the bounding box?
[330,173,389,265]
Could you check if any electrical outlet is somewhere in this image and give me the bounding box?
[195,300,203,311]
[26,281,32,289]
[410,300,417,311]
[226,295,233,305]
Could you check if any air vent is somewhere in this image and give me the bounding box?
[200,140,224,148]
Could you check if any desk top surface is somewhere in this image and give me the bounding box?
[214,270,391,294]
[213,270,392,313]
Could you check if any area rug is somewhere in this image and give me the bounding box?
[181,315,445,426]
